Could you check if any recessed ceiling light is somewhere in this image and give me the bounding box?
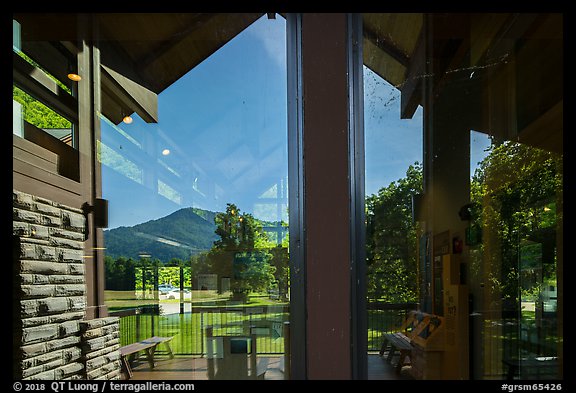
[162,149,170,156]
[122,115,133,124]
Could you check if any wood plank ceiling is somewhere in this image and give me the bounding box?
[363,13,563,154]
[14,12,562,153]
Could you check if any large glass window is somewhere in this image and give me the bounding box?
[363,13,562,380]
[100,14,289,380]
[469,135,562,379]
[363,65,423,355]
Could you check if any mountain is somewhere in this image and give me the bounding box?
[103,208,219,262]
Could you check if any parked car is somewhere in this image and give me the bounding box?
[167,289,192,300]
[158,284,175,295]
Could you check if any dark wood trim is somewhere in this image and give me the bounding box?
[92,39,108,318]
[13,135,83,207]
[301,13,351,379]
[12,171,82,210]
[23,122,80,181]
[13,134,58,173]
[77,33,98,319]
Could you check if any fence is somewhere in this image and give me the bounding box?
[110,304,288,355]
[366,302,418,352]
[111,302,416,355]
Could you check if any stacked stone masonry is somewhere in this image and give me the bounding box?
[13,190,120,380]
[80,317,121,380]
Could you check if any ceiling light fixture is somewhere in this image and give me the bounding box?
[122,114,133,124]
[162,149,170,156]
[67,72,81,82]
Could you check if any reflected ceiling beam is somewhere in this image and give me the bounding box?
[135,13,264,93]
[400,30,424,119]
[471,13,542,69]
[363,25,410,68]
[101,64,158,124]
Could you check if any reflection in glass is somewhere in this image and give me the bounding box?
[12,19,77,146]
[469,138,562,379]
[363,12,562,380]
[101,14,288,380]
[363,65,423,355]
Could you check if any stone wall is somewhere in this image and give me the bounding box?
[80,317,121,380]
[13,190,120,380]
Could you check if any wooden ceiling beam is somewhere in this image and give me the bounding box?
[134,13,217,73]
[101,64,158,124]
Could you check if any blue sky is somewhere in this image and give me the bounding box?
[101,15,491,229]
[363,66,423,196]
[101,15,287,229]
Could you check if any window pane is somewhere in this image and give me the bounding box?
[13,85,72,141]
[363,13,562,380]
[363,65,423,354]
[12,17,78,150]
[101,14,289,380]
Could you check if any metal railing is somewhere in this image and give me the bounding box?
[112,302,416,355]
[111,304,289,355]
[366,302,418,352]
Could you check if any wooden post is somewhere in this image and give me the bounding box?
[301,12,352,379]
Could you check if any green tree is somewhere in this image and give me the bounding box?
[470,140,561,309]
[13,86,71,129]
[366,162,422,303]
[207,203,276,301]
[269,244,290,301]
[135,257,162,291]
[104,255,136,290]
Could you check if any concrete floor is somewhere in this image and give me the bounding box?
[126,353,411,380]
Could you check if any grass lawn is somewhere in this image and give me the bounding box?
[109,289,407,354]
[107,289,289,355]
[116,306,288,355]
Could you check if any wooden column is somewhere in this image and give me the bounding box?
[301,13,352,380]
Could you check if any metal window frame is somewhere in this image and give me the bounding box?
[286,12,307,380]
[347,12,367,380]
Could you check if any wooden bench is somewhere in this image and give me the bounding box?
[119,336,174,379]
[380,332,413,373]
[140,336,175,359]
[379,311,447,377]
[379,310,425,374]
